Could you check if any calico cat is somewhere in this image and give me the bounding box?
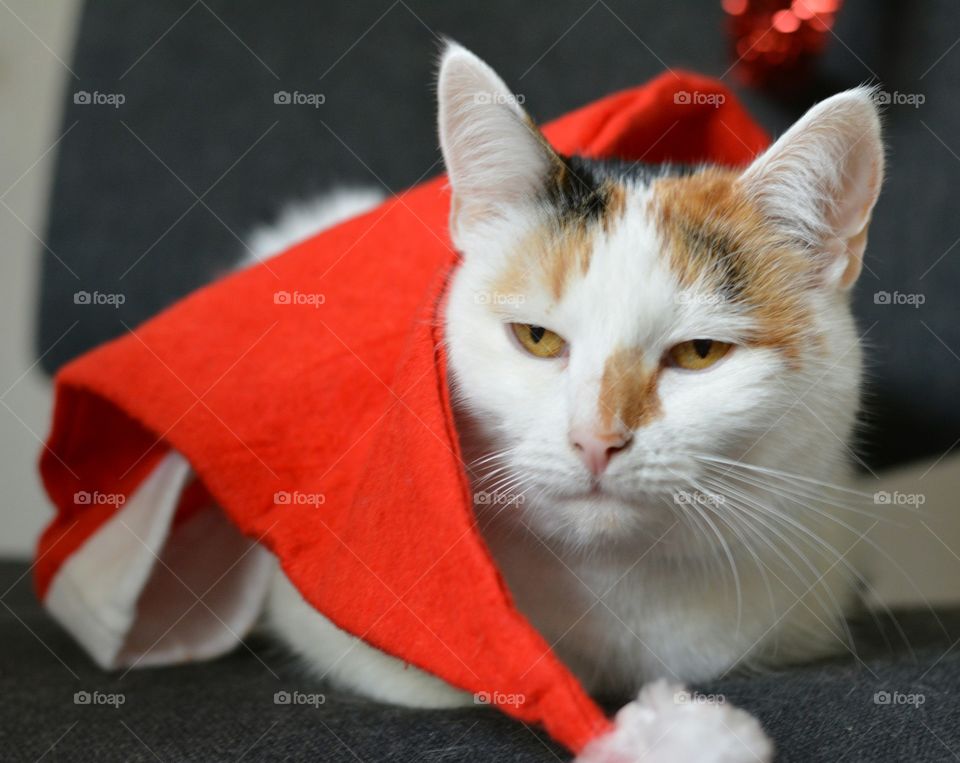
[261,43,884,760]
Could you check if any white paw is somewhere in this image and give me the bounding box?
[575,680,773,763]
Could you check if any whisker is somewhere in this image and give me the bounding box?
[700,475,858,654]
[670,473,743,632]
[690,476,777,628]
[700,462,900,525]
[693,453,875,500]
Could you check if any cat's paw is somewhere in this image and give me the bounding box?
[575,680,773,763]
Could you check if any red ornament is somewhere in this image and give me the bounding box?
[724,0,844,89]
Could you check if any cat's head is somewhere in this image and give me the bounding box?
[439,44,883,548]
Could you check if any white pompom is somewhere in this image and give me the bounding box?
[575,680,773,763]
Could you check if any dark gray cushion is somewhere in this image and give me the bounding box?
[35,0,960,471]
[3,562,960,761]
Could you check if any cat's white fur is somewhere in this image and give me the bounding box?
[241,188,386,267]
[260,44,883,762]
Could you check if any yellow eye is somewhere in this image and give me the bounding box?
[668,339,733,371]
[511,323,566,358]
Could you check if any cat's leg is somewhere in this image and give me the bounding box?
[576,681,773,763]
[264,568,474,709]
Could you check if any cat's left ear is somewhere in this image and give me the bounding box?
[437,42,560,248]
[739,88,884,290]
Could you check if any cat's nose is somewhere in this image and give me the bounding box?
[570,427,632,476]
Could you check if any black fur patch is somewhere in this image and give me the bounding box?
[544,155,607,224]
[677,219,748,301]
[543,156,693,226]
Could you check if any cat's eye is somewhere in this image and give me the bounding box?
[511,323,566,358]
[668,339,733,371]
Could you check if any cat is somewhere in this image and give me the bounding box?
[258,43,884,759]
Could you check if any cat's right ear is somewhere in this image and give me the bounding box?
[437,43,558,248]
[739,87,884,290]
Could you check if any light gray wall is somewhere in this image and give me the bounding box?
[0,0,82,557]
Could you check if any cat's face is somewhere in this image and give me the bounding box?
[439,45,883,547]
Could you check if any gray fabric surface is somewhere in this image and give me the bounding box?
[2,561,960,761]
[35,0,960,471]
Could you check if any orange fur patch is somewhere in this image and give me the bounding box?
[598,347,662,429]
[650,168,815,361]
[493,178,628,302]
[601,181,628,227]
[545,223,593,299]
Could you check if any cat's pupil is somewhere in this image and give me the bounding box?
[529,326,546,343]
[693,339,713,358]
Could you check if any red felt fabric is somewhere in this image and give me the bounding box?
[36,71,768,754]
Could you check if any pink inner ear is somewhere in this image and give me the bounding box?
[830,149,882,241]
[837,227,868,289]
[828,142,881,290]
[739,89,884,291]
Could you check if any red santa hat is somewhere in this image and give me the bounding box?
[36,69,772,760]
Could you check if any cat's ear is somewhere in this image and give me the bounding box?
[739,88,884,290]
[437,43,558,247]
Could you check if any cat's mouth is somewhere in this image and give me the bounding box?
[567,475,687,511]
[567,479,639,505]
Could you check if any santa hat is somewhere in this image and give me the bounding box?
[36,69,773,761]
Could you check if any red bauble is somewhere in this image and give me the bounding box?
[724,0,844,88]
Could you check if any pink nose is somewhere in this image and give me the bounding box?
[570,427,632,476]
